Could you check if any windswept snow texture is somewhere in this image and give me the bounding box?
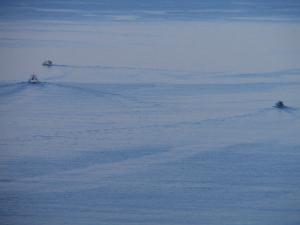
[1,1,300,225]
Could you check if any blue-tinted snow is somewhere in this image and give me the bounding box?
[0,1,300,225]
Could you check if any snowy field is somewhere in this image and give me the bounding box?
[1,1,300,225]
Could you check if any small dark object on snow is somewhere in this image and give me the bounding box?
[274,101,286,108]
[42,60,53,66]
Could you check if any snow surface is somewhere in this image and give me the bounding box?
[1,2,300,225]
